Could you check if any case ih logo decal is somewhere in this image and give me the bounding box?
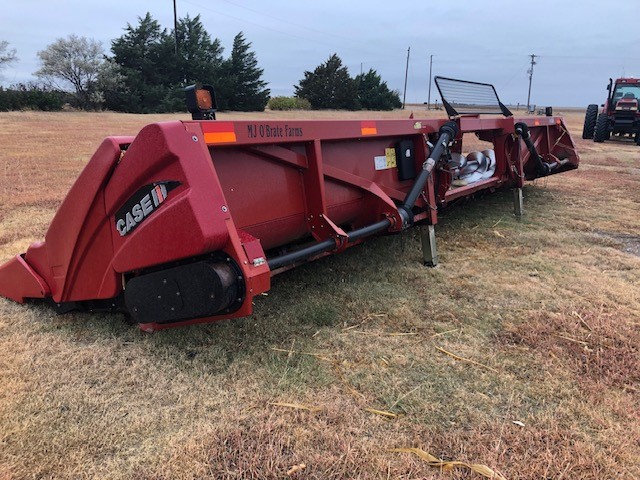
[115,181,180,237]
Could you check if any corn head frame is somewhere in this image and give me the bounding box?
[0,78,579,331]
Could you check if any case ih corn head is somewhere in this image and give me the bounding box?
[0,78,579,332]
[582,77,640,144]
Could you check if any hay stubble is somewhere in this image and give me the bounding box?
[0,108,638,479]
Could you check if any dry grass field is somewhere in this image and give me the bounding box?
[0,107,638,479]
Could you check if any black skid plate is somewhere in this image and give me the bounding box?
[124,259,243,324]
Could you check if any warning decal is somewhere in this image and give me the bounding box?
[374,148,397,171]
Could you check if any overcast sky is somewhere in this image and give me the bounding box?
[1,0,639,107]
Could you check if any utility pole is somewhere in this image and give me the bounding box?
[173,0,179,55]
[402,47,410,109]
[427,54,433,110]
[526,54,536,112]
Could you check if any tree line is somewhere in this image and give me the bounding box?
[0,13,401,112]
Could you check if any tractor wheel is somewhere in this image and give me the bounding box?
[582,104,598,139]
[593,113,610,143]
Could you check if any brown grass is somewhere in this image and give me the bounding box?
[1,108,639,479]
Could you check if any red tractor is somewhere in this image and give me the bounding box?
[582,77,640,145]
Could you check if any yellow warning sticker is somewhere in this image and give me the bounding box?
[374,148,397,170]
[385,148,397,167]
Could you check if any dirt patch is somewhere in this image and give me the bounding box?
[592,231,640,257]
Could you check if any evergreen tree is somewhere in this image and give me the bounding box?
[175,14,224,85]
[106,19,268,113]
[159,14,226,111]
[355,69,401,110]
[220,32,269,111]
[107,13,174,112]
[294,54,358,110]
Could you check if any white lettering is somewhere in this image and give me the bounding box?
[141,194,153,215]
[132,203,144,222]
[126,212,136,230]
[116,219,127,236]
[115,184,174,236]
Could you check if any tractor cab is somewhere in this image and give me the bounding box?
[583,77,640,144]
[610,80,640,113]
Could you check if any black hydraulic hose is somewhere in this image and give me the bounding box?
[398,121,459,226]
[514,122,551,177]
[268,237,338,270]
[267,218,392,270]
[345,218,392,242]
[267,121,459,271]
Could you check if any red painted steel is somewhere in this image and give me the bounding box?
[600,78,640,139]
[0,115,579,331]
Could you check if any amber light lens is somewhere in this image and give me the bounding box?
[196,89,213,109]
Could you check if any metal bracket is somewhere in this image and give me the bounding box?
[513,188,524,217]
[420,224,438,267]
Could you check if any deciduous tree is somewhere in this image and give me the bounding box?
[0,40,17,74]
[35,35,103,108]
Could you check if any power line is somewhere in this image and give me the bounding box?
[182,0,384,59]
[218,0,361,46]
[540,54,640,60]
[498,60,530,90]
[182,0,342,52]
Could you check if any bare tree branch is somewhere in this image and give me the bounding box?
[0,40,18,70]
[35,35,104,106]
